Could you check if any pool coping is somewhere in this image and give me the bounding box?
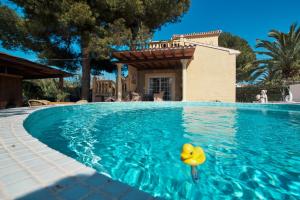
[0,105,154,200]
[1,102,300,199]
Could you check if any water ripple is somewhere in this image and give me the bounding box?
[24,103,300,199]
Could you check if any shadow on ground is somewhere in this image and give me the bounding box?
[16,172,153,200]
[0,107,34,118]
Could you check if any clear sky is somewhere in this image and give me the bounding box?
[154,0,300,48]
[1,0,300,66]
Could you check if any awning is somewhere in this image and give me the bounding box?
[112,46,195,70]
[0,52,73,79]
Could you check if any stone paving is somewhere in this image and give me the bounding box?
[0,107,154,200]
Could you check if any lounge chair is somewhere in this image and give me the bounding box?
[154,91,164,101]
[76,100,88,104]
[28,99,50,107]
[131,92,142,101]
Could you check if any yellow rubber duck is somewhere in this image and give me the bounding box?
[181,143,206,183]
[180,143,206,166]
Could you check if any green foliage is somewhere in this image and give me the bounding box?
[37,79,69,102]
[219,32,256,82]
[0,1,191,99]
[0,5,26,50]
[22,79,69,102]
[0,0,190,65]
[64,76,82,102]
[254,23,300,83]
[22,81,44,101]
[237,85,284,102]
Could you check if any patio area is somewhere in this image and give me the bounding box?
[112,31,239,103]
[0,106,154,200]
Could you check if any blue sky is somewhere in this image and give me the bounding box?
[1,0,300,70]
[154,0,300,47]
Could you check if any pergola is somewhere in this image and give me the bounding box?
[112,46,196,101]
[0,52,72,108]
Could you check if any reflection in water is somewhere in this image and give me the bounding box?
[182,106,237,146]
[24,103,300,200]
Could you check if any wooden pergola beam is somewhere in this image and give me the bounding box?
[128,52,140,60]
[112,47,195,63]
[119,52,131,60]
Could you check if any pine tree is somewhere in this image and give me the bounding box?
[219,32,256,83]
[0,0,190,100]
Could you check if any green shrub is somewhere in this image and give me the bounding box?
[22,79,71,103]
[237,85,286,102]
[22,81,44,102]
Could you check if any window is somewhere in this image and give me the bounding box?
[149,77,172,100]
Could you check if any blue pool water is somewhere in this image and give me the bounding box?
[24,103,300,199]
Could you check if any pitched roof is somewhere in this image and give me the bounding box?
[0,52,73,79]
[172,30,222,40]
[183,40,240,55]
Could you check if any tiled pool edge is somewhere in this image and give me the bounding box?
[0,106,154,200]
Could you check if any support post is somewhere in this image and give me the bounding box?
[181,59,189,101]
[116,63,122,101]
[92,76,97,102]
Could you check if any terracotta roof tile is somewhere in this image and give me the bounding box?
[172,30,222,39]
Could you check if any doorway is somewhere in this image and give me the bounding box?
[148,77,173,100]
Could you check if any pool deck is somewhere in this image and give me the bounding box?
[0,106,154,200]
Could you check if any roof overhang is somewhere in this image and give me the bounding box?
[183,39,241,55]
[112,47,195,70]
[0,52,73,79]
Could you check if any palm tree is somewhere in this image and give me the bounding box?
[253,23,300,83]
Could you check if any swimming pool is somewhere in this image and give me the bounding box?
[24,102,300,199]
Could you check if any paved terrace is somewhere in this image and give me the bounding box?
[0,107,154,200]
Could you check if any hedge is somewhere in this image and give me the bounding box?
[236,85,286,102]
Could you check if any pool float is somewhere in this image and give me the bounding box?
[180,143,206,182]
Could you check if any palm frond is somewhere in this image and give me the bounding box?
[254,23,300,82]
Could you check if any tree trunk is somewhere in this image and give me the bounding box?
[130,21,141,50]
[81,39,91,100]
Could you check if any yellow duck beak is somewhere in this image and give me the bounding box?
[180,143,206,166]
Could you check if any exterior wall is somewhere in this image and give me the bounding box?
[186,46,236,102]
[136,69,182,101]
[290,84,300,102]
[0,74,22,108]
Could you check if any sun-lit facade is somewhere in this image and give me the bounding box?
[113,30,240,102]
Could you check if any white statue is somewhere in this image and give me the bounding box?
[255,90,268,103]
[260,90,268,103]
[285,88,293,102]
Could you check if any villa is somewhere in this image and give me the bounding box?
[112,30,240,102]
[1,32,300,200]
[1,0,300,198]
